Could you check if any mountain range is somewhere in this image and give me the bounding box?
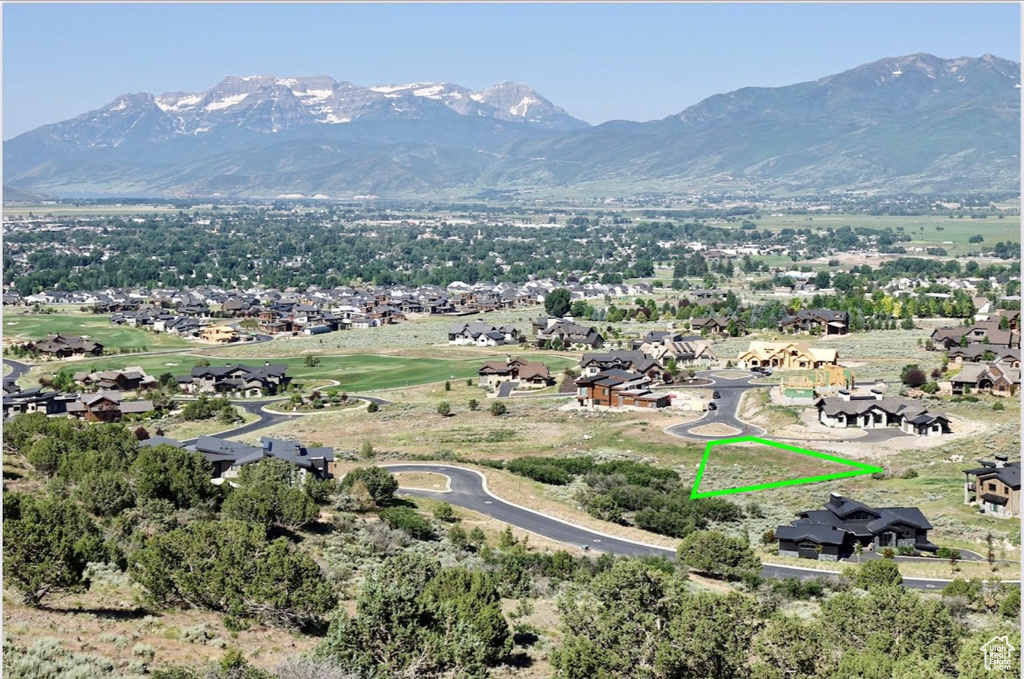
[4,53,1020,199]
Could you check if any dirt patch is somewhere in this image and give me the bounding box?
[688,423,741,437]
[393,471,451,491]
[686,572,744,595]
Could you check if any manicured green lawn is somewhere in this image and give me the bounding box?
[307,353,577,393]
[28,352,579,394]
[4,312,193,351]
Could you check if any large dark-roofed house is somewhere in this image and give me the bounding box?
[815,392,951,436]
[188,435,335,480]
[65,391,154,422]
[176,363,290,397]
[579,350,661,377]
[775,493,937,560]
[23,333,104,358]
[963,456,1020,518]
[533,317,604,349]
[779,309,850,335]
[478,356,552,389]
[574,370,671,410]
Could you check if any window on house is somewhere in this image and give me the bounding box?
[988,483,997,492]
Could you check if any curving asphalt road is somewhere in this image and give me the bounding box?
[179,399,304,446]
[3,358,31,382]
[663,369,912,445]
[383,463,1014,591]
[184,393,393,445]
[664,370,768,440]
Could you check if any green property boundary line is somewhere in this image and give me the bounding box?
[690,435,884,499]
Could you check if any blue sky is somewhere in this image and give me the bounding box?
[3,2,1019,138]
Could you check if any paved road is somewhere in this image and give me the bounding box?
[180,393,391,446]
[180,399,305,446]
[386,463,669,558]
[382,463,987,590]
[663,369,912,445]
[181,392,393,445]
[3,358,31,382]
[664,370,768,440]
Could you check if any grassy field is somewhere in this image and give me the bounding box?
[695,440,856,496]
[3,311,194,352]
[22,351,578,394]
[751,213,1020,257]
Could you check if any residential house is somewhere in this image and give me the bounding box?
[689,288,728,301]
[534,317,604,349]
[574,369,671,409]
[478,356,553,389]
[930,322,1021,350]
[950,362,1021,397]
[737,341,838,370]
[200,325,238,343]
[631,331,685,349]
[2,386,74,418]
[947,345,1020,367]
[65,391,154,423]
[23,333,103,358]
[153,435,335,480]
[779,309,850,335]
[997,309,1021,332]
[690,316,745,336]
[963,457,1020,518]
[448,321,521,346]
[815,391,951,436]
[73,367,158,392]
[775,493,937,560]
[638,337,718,370]
[579,350,662,378]
[219,298,260,317]
[177,363,290,397]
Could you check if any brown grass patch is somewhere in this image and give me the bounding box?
[2,590,318,674]
[393,471,451,491]
[688,423,741,437]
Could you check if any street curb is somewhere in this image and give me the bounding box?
[381,463,677,553]
[377,463,1022,588]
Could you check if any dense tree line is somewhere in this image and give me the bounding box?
[9,206,1016,294]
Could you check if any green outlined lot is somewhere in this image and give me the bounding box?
[690,436,883,499]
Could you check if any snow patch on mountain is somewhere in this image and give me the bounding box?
[510,97,537,116]
[204,93,249,111]
[321,113,351,124]
[413,84,447,98]
[370,84,417,94]
[297,89,334,101]
[156,94,203,112]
